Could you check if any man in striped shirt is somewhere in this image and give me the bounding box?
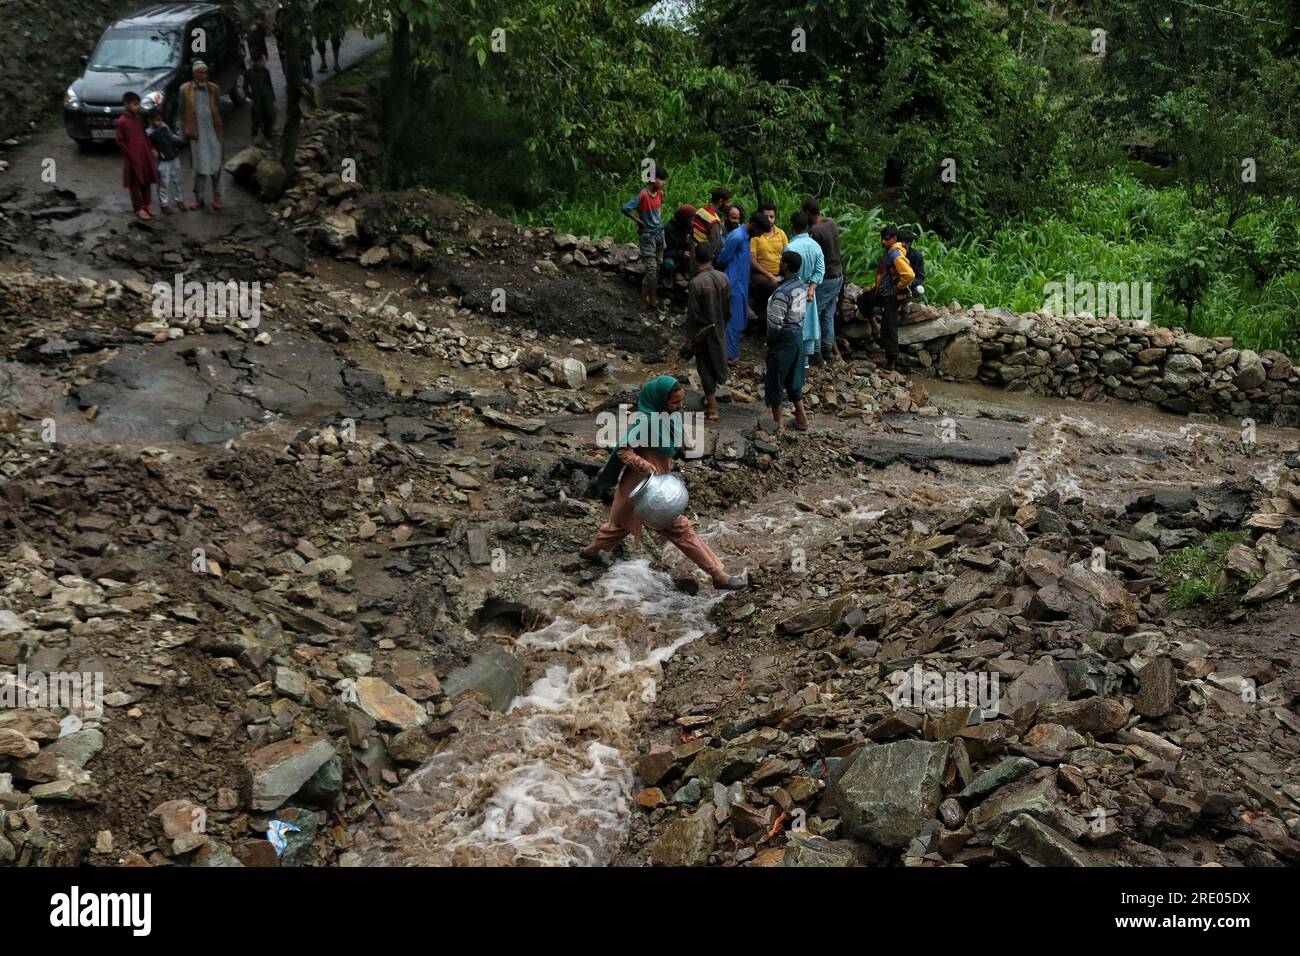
[691,187,731,261]
[623,166,668,309]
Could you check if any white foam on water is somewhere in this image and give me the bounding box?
[365,559,721,867]
[1008,414,1108,501]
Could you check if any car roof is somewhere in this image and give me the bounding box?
[112,3,225,28]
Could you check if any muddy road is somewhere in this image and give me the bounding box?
[0,28,383,280]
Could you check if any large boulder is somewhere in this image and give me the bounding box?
[254,159,286,201]
[938,569,1001,615]
[353,677,428,731]
[316,212,359,252]
[224,145,265,182]
[1234,350,1266,390]
[650,812,716,866]
[1133,657,1178,717]
[244,736,338,811]
[940,332,982,380]
[1003,656,1068,715]
[781,835,858,867]
[777,593,860,635]
[1024,554,1141,632]
[897,315,974,347]
[967,773,1084,839]
[829,739,950,848]
[993,813,1090,866]
[1033,697,1128,736]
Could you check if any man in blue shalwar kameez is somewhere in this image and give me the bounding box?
[716,211,769,361]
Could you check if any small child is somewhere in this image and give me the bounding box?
[145,109,186,214]
[248,54,277,146]
[114,92,159,220]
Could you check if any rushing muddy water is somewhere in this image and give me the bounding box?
[358,482,894,866]
[360,560,722,865]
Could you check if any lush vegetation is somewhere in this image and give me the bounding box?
[334,0,1300,351]
[1158,531,1254,608]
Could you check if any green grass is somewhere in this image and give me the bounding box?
[1157,531,1253,608]
[523,160,1300,354]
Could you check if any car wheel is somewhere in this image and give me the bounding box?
[229,70,248,106]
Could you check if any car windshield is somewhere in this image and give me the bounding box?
[88,28,180,71]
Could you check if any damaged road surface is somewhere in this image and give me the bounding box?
[73,330,348,444]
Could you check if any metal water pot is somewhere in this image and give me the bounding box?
[629,472,689,530]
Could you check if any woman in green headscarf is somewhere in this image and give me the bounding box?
[583,375,746,589]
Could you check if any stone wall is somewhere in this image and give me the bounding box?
[872,302,1300,425]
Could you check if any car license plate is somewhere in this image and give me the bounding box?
[91,129,116,139]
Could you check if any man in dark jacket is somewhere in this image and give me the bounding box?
[683,242,731,420]
[803,196,845,363]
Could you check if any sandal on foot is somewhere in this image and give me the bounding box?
[579,550,614,568]
[712,574,747,590]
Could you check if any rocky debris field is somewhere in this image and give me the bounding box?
[0,178,937,865]
[620,458,1300,868]
[3,101,1300,869]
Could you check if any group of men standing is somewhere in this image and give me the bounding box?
[622,171,928,434]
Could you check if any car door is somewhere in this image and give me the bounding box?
[223,12,245,74]
[206,13,232,88]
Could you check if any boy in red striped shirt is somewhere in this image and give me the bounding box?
[622,166,667,309]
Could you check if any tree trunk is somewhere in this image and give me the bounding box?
[386,13,412,138]
[279,3,306,186]
[380,11,414,188]
[747,152,763,209]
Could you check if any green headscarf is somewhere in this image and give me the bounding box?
[594,375,686,491]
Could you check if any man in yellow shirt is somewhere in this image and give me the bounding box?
[876,225,915,371]
[749,203,788,322]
